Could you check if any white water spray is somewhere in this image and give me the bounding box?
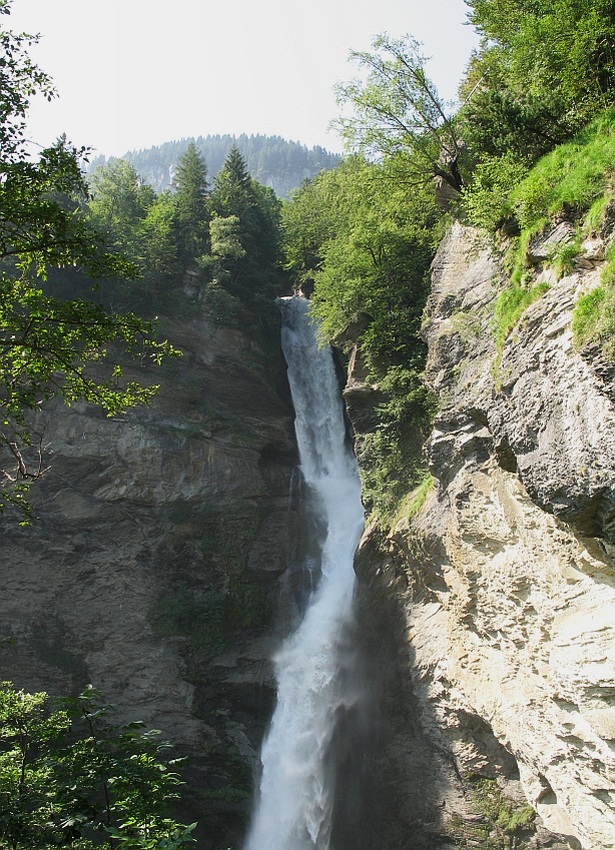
[243,296,365,850]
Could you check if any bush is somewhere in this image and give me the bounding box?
[201,281,243,326]
[0,683,195,849]
[462,153,528,231]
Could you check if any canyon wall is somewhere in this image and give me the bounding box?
[0,312,296,848]
[3,223,615,850]
[351,222,615,850]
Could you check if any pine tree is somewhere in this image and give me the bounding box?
[211,144,253,221]
[209,146,283,302]
[172,141,210,263]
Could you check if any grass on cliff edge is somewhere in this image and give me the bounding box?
[466,108,615,356]
[510,109,615,235]
[571,240,615,358]
[493,280,550,351]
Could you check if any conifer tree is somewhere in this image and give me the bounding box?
[172,141,210,263]
[209,146,283,302]
[211,144,253,221]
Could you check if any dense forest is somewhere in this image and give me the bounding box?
[90,135,342,199]
[1,0,615,845]
[280,0,615,518]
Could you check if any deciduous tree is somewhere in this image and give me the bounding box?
[461,0,615,158]
[0,682,195,849]
[0,2,177,520]
[335,33,464,192]
[88,159,156,259]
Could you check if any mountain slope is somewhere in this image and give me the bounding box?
[90,134,342,198]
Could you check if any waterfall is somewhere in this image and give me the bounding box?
[243,296,365,850]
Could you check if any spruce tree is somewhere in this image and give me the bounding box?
[209,146,283,302]
[211,144,253,221]
[172,141,210,263]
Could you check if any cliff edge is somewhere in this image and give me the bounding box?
[355,221,615,849]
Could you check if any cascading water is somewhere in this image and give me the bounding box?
[243,296,365,850]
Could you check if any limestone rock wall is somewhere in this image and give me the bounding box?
[354,223,615,849]
[0,313,296,849]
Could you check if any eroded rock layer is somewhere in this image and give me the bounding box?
[0,313,296,848]
[354,223,615,850]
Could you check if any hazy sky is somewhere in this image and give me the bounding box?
[8,0,479,158]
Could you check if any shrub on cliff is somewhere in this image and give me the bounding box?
[0,682,195,849]
[462,108,615,355]
[459,0,615,173]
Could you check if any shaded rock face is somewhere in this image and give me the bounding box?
[0,313,297,848]
[353,223,615,849]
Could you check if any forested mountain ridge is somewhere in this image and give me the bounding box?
[89,134,342,198]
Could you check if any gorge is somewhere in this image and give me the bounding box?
[1,220,615,850]
[3,1,615,846]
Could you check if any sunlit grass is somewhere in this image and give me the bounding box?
[493,280,550,350]
[572,243,615,359]
[480,109,615,356]
[511,109,615,232]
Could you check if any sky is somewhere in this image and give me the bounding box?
[7,0,479,159]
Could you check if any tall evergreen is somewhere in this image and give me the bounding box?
[209,147,283,302]
[211,144,253,221]
[172,141,210,263]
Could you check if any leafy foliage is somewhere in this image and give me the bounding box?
[461,108,615,353]
[284,156,441,358]
[461,152,527,231]
[0,4,178,520]
[88,159,156,258]
[75,121,284,337]
[460,0,615,167]
[0,682,196,849]
[86,160,180,311]
[474,110,615,357]
[282,156,441,518]
[335,33,465,191]
[0,0,54,160]
[467,0,615,120]
[458,0,615,299]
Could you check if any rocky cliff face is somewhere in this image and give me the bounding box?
[0,312,296,848]
[352,222,615,850]
[4,224,615,850]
